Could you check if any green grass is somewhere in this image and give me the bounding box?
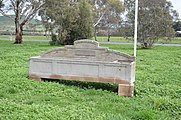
[1,35,181,44]
[0,35,49,41]
[94,36,181,44]
[0,40,180,119]
[91,36,131,42]
[158,37,181,44]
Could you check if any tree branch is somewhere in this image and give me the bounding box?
[93,9,108,27]
[20,4,32,19]
[0,9,14,21]
[10,0,15,12]
[21,2,45,26]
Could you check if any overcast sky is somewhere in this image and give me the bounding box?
[169,0,181,18]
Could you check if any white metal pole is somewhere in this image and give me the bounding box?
[134,0,138,57]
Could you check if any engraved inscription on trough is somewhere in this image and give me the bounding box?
[75,50,96,57]
[29,39,136,97]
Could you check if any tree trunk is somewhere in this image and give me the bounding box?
[107,28,110,42]
[15,24,23,44]
[94,27,97,41]
[14,0,23,44]
[107,34,111,42]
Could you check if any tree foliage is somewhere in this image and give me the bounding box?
[0,0,3,8]
[0,0,45,44]
[124,0,176,48]
[40,0,124,44]
[173,21,181,31]
[89,0,124,41]
[41,0,93,45]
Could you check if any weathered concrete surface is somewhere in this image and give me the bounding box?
[29,40,136,97]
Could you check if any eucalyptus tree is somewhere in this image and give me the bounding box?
[124,0,176,48]
[0,0,3,7]
[173,21,181,31]
[41,0,93,45]
[102,0,124,41]
[89,0,124,41]
[0,0,45,44]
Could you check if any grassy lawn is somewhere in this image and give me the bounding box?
[91,36,131,42]
[1,35,181,44]
[158,37,181,44]
[0,35,49,41]
[0,40,180,119]
[94,36,181,44]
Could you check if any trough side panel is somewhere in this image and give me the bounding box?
[29,59,34,75]
[130,62,136,83]
[29,59,53,75]
[71,63,99,76]
[124,62,135,83]
[100,64,127,81]
[56,62,73,75]
[56,62,99,77]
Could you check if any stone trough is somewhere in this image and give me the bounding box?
[29,40,136,97]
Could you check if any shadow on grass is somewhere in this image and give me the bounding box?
[42,78,118,93]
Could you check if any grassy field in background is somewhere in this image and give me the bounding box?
[1,35,181,44]
[0,40,180,119]
[0,35,49,41]
[92,36,131,42]
[92,36,181,44]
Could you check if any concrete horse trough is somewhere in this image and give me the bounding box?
[29,40,136,96]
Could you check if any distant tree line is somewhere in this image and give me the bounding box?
[122,0,179,48]
[173,21,181,31]
[40,0,180,48]
[39,0,124,45]
[0,0,180,48]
